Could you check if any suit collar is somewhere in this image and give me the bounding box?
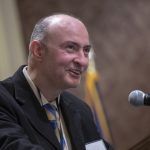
[12,65,61,150]
[60,92,86,150]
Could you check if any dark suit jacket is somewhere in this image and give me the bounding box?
[0,66,111,150]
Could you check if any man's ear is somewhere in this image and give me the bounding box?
[29,40,45,61]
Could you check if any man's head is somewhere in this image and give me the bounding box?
[28,14,91,91]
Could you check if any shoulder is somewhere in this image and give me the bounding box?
[61,91,90,108]
[60,91,92,116]
[0,65,26,95]
[0,80,16,106]
[0,77,14,94]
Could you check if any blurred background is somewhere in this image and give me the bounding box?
[1,0,150,149]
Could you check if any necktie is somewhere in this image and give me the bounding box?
[43,103,68,150]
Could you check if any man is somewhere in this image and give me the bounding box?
[0,14,112,150]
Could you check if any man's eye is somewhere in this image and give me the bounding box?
[66,44,78,53]
[67,45,75,49]
[84,47,91,54]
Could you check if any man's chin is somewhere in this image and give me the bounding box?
[64,77,81,88]
[68,83,80,88]
[67,80,80,88]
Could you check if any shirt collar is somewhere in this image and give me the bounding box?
[40,92,60,107]
[23,66,60,106]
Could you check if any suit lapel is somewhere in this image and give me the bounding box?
[12,66,61,150]
[60,92,85,150]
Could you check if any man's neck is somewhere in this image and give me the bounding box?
[27,66,61,102]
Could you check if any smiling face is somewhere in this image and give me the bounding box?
[40,16,91,90]
[29,15,91,92]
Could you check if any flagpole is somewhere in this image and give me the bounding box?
[85,48,113,144]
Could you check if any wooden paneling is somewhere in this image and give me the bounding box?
[16,1,150,149]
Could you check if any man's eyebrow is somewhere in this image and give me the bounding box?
[84,45,91,49]
[62,41,91,48]
[64,41,79,46]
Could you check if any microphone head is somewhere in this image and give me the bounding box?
[128,90,145,106]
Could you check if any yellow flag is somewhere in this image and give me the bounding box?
[85,49,113,144]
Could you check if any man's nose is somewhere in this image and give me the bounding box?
[73,50,89,67]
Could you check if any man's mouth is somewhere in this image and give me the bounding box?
[68,69,82,77]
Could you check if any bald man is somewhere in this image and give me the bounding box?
[0,14,112,150]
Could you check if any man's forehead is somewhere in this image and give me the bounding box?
[44,15,90,44]
[45,15,86,31]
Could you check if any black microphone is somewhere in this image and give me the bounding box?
[128,90,150,106]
